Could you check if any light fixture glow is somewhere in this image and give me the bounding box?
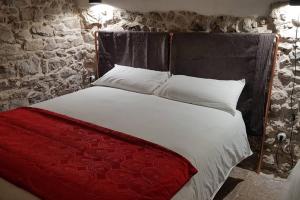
[87,4,116,24]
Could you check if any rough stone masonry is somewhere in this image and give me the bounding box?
[0,0,299,177]
[0,0,93,112]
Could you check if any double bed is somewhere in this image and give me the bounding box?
[0,31,278,200]
[0,86,252,200]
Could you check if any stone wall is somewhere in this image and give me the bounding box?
[0,0,93,111]
[266,2,300,175]
[0,0,299,177]
[81,2,299,177]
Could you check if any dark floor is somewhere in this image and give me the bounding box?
[214,155,288,200]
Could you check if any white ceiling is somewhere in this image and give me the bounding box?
[75,0,279,17]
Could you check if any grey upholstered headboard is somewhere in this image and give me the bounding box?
[96,31,170,76]
[170,32,276,136]
[96,31,278,137]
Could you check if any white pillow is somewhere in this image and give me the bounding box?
[92,64,169,94]
[154,75,245,116]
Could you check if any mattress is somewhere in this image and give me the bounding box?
[0,86,252,200]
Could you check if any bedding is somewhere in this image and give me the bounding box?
[0,86,252,200]
[155,75,245,116]
[93,64,169,94]
[0,107,197,200]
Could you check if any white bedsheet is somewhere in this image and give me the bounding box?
[0,86,252,200]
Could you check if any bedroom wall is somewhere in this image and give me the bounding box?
[0,0,92,111]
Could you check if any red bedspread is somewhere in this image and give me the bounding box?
[0,107,197,200]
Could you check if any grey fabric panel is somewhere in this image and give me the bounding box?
[170,32,275,136]
[97,31,275,136]
[98,31,170,76]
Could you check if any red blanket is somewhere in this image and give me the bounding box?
[0,107,197,200]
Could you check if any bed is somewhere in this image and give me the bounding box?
[0,31,278,200]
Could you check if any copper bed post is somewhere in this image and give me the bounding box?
[256,35,280,173]
[94,31,101,78]
[168,32,174,74]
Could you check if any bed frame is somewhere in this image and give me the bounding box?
[94,31,280,173]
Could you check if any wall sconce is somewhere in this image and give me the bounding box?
[89,0,102,4]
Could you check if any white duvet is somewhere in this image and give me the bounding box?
[0,86,252,200]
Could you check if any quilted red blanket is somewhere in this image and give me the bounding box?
[0,107,197,200]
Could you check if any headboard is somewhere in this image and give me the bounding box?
[96,31,170,76]
[95,31,278,137]
[170,33,277,136]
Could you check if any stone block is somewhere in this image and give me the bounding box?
[280,28,297,39]
[279,54,291,65]
[9,98,29,109]
[56,49,67,57]
[263,154,275,166]
[12,21,30,30]
[18,58,40,76]
[42,51,56,59]
[27,91,45,104]
[48,59,67,71]
[271,90,288,105]
[278,68,294,85]
[15,30,32,41]
[59,67,76,79]
[41,59,48,74]
[63,18,81,29]
[0,65,16,79]
[54,30,74,37]
[14,0,29,8]
[24,40,44,51]
[289,50,300,61]
[0,44,20,55]
[44,39,58,51]
[0,25,15,43]
[190,15,210,32]
[278,42,293,53]
[68,37,84,47]
[31,25,54,37]
[0,101,9,112]
[43,6,62,16]
[53,24,66,32]
[20,7,35,21]
[174,15,188,28]
[241,18,258,32]
[82,32,94,44]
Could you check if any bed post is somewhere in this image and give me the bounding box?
[169,32,174,74]
[94,31,100,78]
[256,35,280,173]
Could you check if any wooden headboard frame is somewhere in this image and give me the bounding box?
[257,35,280,173]
[94,31,280,173]
[94,31,100,78]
